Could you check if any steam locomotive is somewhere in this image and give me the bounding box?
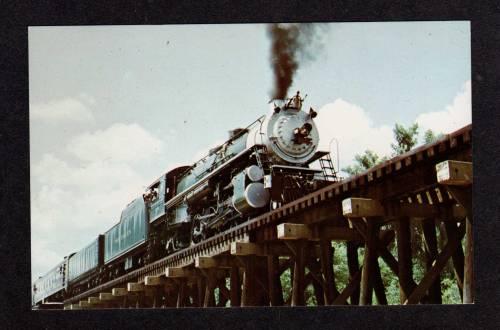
[32,92,338,306]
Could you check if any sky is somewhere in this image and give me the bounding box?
[29,22,471,281]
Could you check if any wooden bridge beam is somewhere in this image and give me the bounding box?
[277,223,333,306]
[231,242,262,256]
[342,197,466,220]
[290,240,307,306]
[127,282,146,307]
[112,287,127,296]
[404,221,462,304]
[196,277,206,307]
[144,275,168,307]
[305,255,327,305]
[267,255,284,306]
[437,160,473,304]
[463,218,474,304]
[176,278,188,308]
[216,278,231,307]
[88,296,102,308]
[319,239,338,305]
[99,292,119,307]
[445,222,465,299]
[230,242,269,306]
[346,241,360,305]
[372,258,387,305]
[277,223,362,242]
[79,300,90,309]
[230,265,241,307]
[165,267,197,278]
[127,282,144,292]
[332,268,361,305]
[422,218,442,304]
[195,255,239,269]
[198,267,231,307]
[99,292,115,302]
[344,198,423,296]
[239,255,260,306]
[111,287,128,308]
[396,216,415,303]
[145,275,166,286]
[358,219,380,305]
[349,222,397,273]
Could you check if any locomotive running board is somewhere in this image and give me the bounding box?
[270,164,323,173]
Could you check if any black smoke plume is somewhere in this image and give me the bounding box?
[268,23,324,100]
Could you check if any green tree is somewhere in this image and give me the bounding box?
[342,149,387,176]
[423,129,444,144]
[391,123,419,155]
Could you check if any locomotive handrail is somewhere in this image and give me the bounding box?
[184,115,266,169]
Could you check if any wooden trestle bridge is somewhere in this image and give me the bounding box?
[63,125,473,309]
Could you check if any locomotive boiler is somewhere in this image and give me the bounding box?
[32,91,338,306]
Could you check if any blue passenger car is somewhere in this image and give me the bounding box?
[104,197,148,264]
[67,235,104,283]
[32,258,68,305]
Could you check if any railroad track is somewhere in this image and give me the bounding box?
[64,124,472,307]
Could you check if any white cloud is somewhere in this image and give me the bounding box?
[31,123,164,279]
[315,99,393,174]
[78,92,96,105]
[31,239,63,282]
[31,95,95,123]
[31,154,148,279]
[67,123,163,163]
[34,154,146,191]
[416,80,471,134]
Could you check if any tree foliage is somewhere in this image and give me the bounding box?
[423,129,444,144]
[342,150,387,176]
[343,122,422,177]
[391,123,419,155]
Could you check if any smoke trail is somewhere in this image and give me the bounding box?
[268,23,324,100]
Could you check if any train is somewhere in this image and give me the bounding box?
[32,91,339,307]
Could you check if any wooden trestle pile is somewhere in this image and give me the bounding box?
[64,125,473,309]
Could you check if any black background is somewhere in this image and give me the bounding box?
[1,1,499,329]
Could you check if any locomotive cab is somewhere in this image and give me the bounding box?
[146,177,166,223]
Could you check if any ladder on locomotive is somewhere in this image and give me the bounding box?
[319,153,338,182]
